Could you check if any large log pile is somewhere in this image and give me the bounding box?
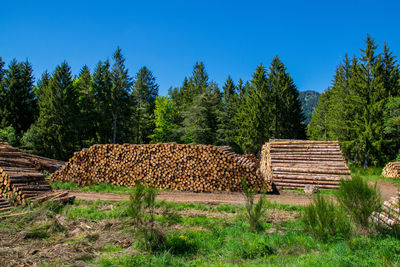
[260,139,351,190]
[370,193,400,229]
[382,162,400,178]
[0,140,66,205]
[51,143,273,193]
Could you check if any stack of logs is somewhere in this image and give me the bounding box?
[370,193,400,229]
[0,196,11,212]
[382,162,400,178]
[260,139,351,190]
[51,143,273,193]
[0,139,67,205]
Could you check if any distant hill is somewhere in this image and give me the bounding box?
[298,90,320,125]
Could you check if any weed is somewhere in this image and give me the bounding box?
[302,194,352,241]
[336,175,381,228]
[166,233,198,255]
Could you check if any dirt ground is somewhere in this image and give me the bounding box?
[61,179,399,206]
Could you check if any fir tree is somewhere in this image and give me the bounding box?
[1,59,37,135]
[36,62,79,160]
[132,66,159,144]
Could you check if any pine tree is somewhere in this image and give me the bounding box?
[351,35,386,167]
[217,76,239,148]
[36,62,79,160]
[110,47,133,144]
[267,56,305,139]
[132,66,159,144]
[1,59,37,135]
[75,65,96,147]
[234,64,271,155]
[308,89,333,140]
[382,43,400,97]
[92,60,113,143]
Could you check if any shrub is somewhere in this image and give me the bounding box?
[233,236,274,259]
[242,178,268,232]
[165,234,198,255]
[20,125,44,155]
[336,175,381,228]
[396,149,400,161]
[302,194,352,241]
[127,182,166,252]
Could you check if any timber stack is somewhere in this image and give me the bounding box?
[370,192,400,229]
[0,139,68,205]
[382,162,400,178]
[0,196,10,213]
[51,143,273,193]
[260,139,351,190]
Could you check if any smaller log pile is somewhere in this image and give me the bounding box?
[260,139,351,190]
[51,143,273,193]
[0,140,69,205]
[382,162,400,178]
[0,197,10,212]
[370,193,400,228]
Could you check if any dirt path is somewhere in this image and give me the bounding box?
[61,179,399,206]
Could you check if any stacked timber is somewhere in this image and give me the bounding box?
[260,139,351,190]
[51,143,273,193]
[370,193,400,228]
[0,140,66,205]
[0,197,10,212]
[382,162,400,178]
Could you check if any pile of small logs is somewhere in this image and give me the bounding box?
[382,162,400,178]
[51,143,273,193]
[0,139,70,205]
[260,139,351,190]
[0,196,10,213]
[370,192,400,229]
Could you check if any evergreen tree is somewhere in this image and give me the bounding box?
[234,64,271,155]
[308,89,333,140]
[217,76,239,148]
[92,60,113,143]
[350,35,386,167]
[1,59,37,135]
[110,47,133,144]
[383,96,400,158]
[75,65,96,147]
[382,43,400,97]
[36,62,79,160]
[150,96,179,143]
[132,66,159,144]
[267,56,305,139]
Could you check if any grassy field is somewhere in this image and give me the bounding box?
[1,168,399,266]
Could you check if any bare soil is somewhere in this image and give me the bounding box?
[60,179,399,206]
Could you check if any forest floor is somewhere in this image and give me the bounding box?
[57,179,399,206]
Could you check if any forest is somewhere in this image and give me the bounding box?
[0,35,399,167]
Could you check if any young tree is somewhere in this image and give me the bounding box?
[308,89,333,140]
[132,66,159,144]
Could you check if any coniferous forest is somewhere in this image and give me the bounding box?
[1,35,399,167]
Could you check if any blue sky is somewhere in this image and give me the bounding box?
[1,0,399,94]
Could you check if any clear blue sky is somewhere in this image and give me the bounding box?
[1,0,399,94]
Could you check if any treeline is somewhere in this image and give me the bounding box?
[309,35,400,167]
[0,50,305,160]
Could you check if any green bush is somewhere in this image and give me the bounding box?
[233,237,274,259]
[336,175,381,228]
[165,233,198,255]
[242,178,268,232]
[396,149,400,161]
[0,125,19,146]
[302,194,352,241]
[20,125,44,155]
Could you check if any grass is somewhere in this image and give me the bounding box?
[50,181,133,194]
[2,194,400,266]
